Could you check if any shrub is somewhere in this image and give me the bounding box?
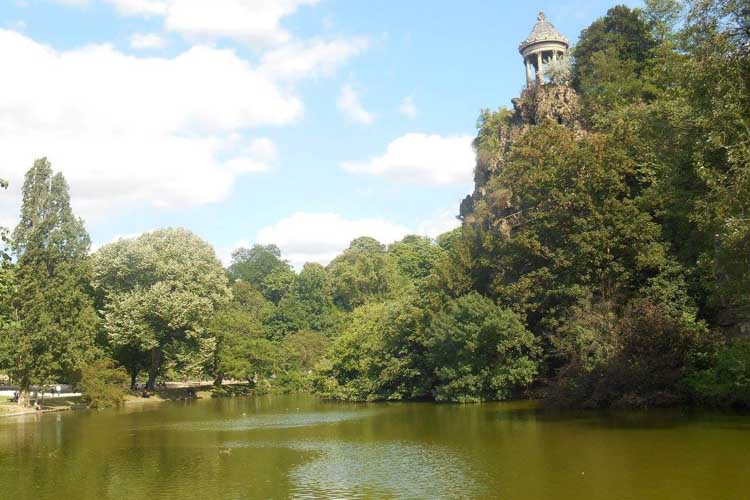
[427,293,540,403]
[548,299,716,408]
[685,340,750,409]
[78,359,129,408]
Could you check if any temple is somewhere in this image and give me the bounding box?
[519,12,569,87]
[459,11,579,225]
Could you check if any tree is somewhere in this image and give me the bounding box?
[229,244,295,303]
[635,0,750,313]
[314,298,432,401]
[8,159,98,398]
[0,179,13,376]
[572,5,657,122]
[92,229,230,390]
[573,5,656,89]
[78,359,129,408]
[217,333,279,388]
[387,235,444,285]
[549,299,714,408]
[209,304,265,386]
[327,237,403,310]
[643,0,683,42]
[427,293,540,403]
[466,123,675,341]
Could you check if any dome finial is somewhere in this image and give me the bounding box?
[537,11,546,22]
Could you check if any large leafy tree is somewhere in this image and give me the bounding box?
[228,244,295,304]
[209,302,266,386]
[388,235,444,285]
[92,228,230,389]
[314,297,432,401]
[427,293,540,403]
[8,159,98,394]
[573,5,656,89]
[327,237,403,311]
[265,263,340,340]
[572,5,657,122]
[465,122,678,339]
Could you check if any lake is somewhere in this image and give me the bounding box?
[0,394,748,499]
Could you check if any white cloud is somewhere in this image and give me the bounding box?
[0,29,300,222]
[342,133,475,186]
[50,0,91,6]
[129,32,166,49]
[105,0,319,46]
[417,210,460,237]
[259,37,369,80]
[255,212,411,268]
[104,0,167,16]
[90,231,144,253]
[399,96,417,118]
[337,84,374,125]
[230,209,462,269]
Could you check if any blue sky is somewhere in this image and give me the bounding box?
[0,0,638,267]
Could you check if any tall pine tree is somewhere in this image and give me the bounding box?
[9,158,98,397]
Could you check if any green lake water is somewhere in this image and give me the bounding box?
[0,394,748,499]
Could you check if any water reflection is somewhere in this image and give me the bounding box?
[150,409,383,432]
[0,395,749,500]
[221,439,483,499]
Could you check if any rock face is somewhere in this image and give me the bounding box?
[460,84,581,223]
[516,84,581,128]
[717,306,750,339]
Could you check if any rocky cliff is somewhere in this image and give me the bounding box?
[460,84,582,224]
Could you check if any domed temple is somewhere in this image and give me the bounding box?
[459,11,579,225]
[519,12,569,87]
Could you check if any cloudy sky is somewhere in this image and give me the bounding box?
[0,0,637,268]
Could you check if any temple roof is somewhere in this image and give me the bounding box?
[518,11,569,53]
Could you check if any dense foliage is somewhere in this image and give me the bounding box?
[5,159,99,396]
[92,229,231,390]
[0,0,747,409]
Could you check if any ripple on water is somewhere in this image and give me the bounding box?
[222,439,486,500]
[145,409,382,432]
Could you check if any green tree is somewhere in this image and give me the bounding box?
[388,235,444,285]
[572,5,657,122]
[0,179,13,376]
[209,304,265,386]
[229,244,295,303]
[8,159,98,398]
[92,228,230,390]
[78,358,129,408]
[643,0,684,42]
[573,5,656,89]
[314,298,432,401]
[549,299,714,408]
[327,237,403,310]
[427,293,540,403]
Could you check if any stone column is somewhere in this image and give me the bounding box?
[536,51,542,83]
[525,57,532,87]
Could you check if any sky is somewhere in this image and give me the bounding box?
[0,0,639,268]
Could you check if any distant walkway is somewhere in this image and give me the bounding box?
[0,390,82,399]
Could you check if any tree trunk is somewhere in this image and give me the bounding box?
[146,347,162,391]
[214,372,224,387]
[130,368,138,391]
[18,390,30,408]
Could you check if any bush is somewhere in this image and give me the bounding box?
[78,359,129,408]
[427,293,540,402]
[685,340,750,409]
[548,299,716,408]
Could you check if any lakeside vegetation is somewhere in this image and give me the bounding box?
[0,0,748,410]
